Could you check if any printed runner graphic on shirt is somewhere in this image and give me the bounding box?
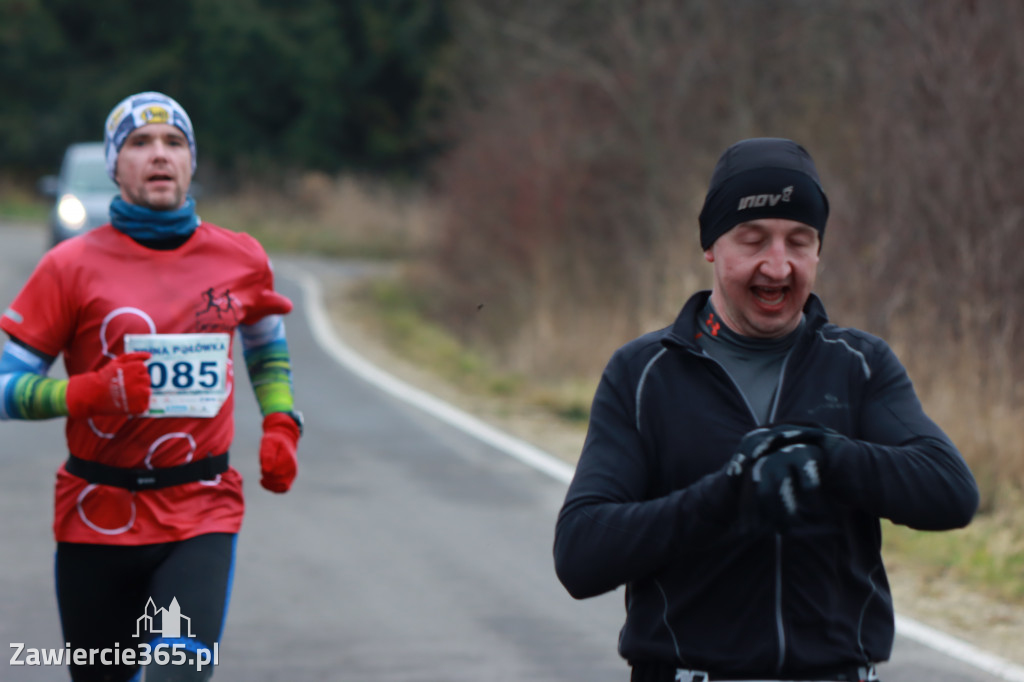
[124,333,231,418]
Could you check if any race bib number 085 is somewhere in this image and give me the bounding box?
[123,333,231,418]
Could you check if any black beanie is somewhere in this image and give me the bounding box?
[698,138,829,250]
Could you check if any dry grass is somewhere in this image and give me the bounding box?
[199,172,437,260]
[889,331,1024,509]
[883,489,1024,603]
[0,176,49,221]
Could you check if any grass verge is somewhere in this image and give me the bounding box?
[200,173,435,261]
[883,491,1024,604]
[348,275,596,426]
[0,186,48,222]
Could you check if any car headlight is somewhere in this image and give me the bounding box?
[57,194,87,230]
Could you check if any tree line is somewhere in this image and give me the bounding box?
[0,0,451,178]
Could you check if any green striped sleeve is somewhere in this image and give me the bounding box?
[8,373,69,420]
[243,339,295,416]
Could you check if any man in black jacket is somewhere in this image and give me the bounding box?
[553,138,979,682]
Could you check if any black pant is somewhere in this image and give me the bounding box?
[55,532,236,682]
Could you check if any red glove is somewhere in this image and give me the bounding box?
[66,352,152,418]
[243,289,293,324]
[259,412,300,493]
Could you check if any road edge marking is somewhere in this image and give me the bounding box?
[895,615,1024,682]
[287,266,1024,682]
[288,268,574,485]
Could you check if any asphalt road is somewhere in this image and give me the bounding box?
[0,221,1010,681]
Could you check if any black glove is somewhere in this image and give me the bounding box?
[721,425,807,532]
[728,423,846,531]
[728,424,814,472]
[751,442,825,530]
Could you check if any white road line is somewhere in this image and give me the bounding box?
[287,267,1024,682]
[289,269,575,484]
[894,616,1024,682]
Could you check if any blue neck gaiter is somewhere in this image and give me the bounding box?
[110,195,200,241]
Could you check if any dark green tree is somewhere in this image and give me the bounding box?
[0,0,452,178]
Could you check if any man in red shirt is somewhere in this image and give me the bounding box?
[0,91,303,681]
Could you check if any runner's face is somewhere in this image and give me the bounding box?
[705,218,819,338]
[115,123,192,211]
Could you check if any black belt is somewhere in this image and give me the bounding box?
[631,662,879,682]
[65,453,229,491]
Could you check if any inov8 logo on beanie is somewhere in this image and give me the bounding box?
[737,185,794,211]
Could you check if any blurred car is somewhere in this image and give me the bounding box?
[38,142,119,246]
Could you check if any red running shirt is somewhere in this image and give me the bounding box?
[1,223,281,544]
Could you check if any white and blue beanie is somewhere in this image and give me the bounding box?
[103,91,196,182]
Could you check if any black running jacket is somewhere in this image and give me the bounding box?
[554,291,978,678]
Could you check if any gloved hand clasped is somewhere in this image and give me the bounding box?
[725,424,845,531]
[259,412,300,493]
[66,352,152,418]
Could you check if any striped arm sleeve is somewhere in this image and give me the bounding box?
[0,340,69,420]
[239,315,295,416]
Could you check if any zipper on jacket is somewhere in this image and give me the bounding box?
[774,533,786,671]
[684,342,798,672]
[768,349,794,673]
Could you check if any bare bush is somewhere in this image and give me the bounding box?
[831,0,1024,491]
[431,0,858,373]
[426,0,1023,491]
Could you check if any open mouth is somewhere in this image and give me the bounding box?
[147,173,174,183]
[752,286,788,306]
